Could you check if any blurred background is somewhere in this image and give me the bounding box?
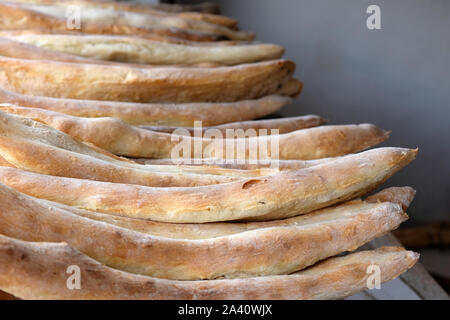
[167,0,450,294]
[173,0,450,225]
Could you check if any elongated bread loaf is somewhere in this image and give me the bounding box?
[0,37,237,69]
[99,1,228,26]
[0,147,417,222]
[7,0,224,18]
[0,3,223,42]
[10,34,282,65]
[133,157,334,170]
[12,2,254,41]
[187,123,388,160]
[202,115,326,134]
[0,37,143,66]
[366,186,416,211]
[140,115,327,135]
[0,29,246,46]
[0,111,278,187]
[277,77,304,97]
[0,237,418,299]
[0,105,387,159]
[0,182,408,279]
[38,186,416,240]
[0,56,296,102]
[0,88,291,126]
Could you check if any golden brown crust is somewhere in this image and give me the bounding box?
[141,115,327,135]
[0,29,245,46]
[0,36,238,69]
[0,237,419,299]
[123,3,226,28]
[0,56,296,103]
[10,34,282,66]
[0,155,14,168]
[7,0,223,16]
[43,187,415,240]
[0,105,387,159]
[0,182,408,279]
[0,37,137,66]
[210,115,326,133]
[11,2,254,41]
[119,2,231,27]
[8,0,246,38]
[0,111,277,187]
[0,88,291,126]
[275,78,304,97]
[0,147,417,223]
[366,186,416,211]
[0,3,223,42]
[132,157,334,170]
[176,12,236,28]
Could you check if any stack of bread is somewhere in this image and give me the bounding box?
[0,0,419,300]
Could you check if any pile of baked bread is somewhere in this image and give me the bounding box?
[0,0,419,300]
